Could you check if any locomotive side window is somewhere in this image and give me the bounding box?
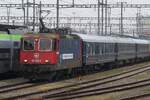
[23,39,34,50]
[14,41,19,47]
[39,39,52,51]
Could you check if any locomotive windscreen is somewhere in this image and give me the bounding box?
[23,39,34,50]
[39,39,53,51]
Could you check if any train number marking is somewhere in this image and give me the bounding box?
[34,53,39,59]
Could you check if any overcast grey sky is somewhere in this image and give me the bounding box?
[0,0,150,33]
[0,0,150,27]
[0,0,150,4]
[0,0,150,17]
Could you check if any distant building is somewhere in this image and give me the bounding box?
[142,16,150,35]
[138,16,150,40]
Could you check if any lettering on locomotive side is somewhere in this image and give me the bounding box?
[31,59,41,63]
[32,53,41,63]
[34,53,39,59]
[62,54,74,60]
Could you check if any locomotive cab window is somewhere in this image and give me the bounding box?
[39,39,53,51]
[23,38,34,50]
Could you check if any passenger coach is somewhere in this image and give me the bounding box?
[76,33,150,66]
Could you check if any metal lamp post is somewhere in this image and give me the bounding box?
[56,0,59,28]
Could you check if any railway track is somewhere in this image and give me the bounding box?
[0,81,45,94]
[1,64,150,100]
[45,78,150,100]
[0,78,28,90]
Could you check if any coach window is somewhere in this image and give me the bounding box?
[105,43,109,53]
[89,43,93,55]
[92,43,95,55]
[95,43,100,54]
[40,39,52,51]
[86,43,89,55]
[110,43,114,53]
[99,43,102,55]
[23,38,34,50]
[14,41,19,47]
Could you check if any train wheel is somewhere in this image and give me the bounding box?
[28,74,38,82]
[48,71,57,82]
[83,66,91,74]
[54,70,65,81]
[93,65,101,71]
[29,77,36,82]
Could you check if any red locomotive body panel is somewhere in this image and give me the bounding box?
[20,51,58,64]
[20,34,59,65]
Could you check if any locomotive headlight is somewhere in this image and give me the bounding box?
[45,60,49,63]
[24,59,28,63]
[35,39,38,42]
[56,52,59,55]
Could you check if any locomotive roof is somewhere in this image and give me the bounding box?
[22,33,79,39]
[73,32,150,44]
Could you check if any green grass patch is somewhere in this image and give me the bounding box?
[79,94,116,100]
[143,88,150,93]
[130,70,150,80]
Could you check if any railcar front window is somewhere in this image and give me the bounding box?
[40,39,52,51]
[23,39,34,50]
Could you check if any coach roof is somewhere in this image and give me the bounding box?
[73,32,150,44]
